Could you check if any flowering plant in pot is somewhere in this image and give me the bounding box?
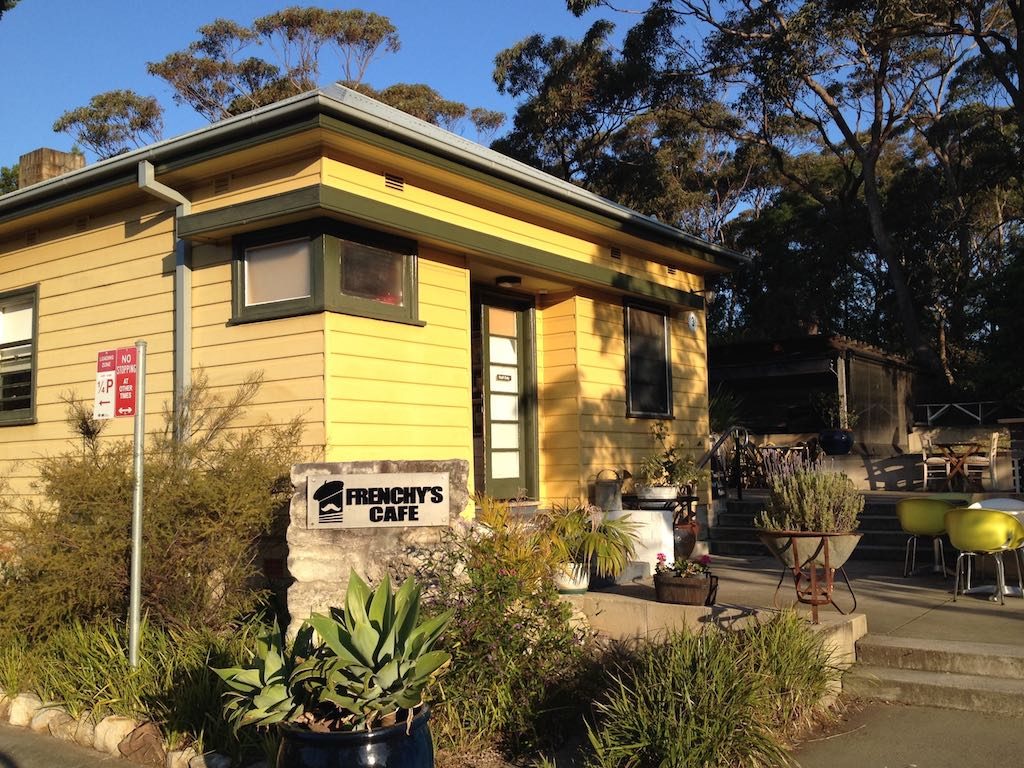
[214,570,452,767]
[652,552,718,605]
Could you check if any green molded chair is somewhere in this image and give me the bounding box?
[896,498,955,577]
[945,507,1024,605]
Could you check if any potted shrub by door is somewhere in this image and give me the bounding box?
[653,552,718,605]
[214,570,452,768]
[755,460,864,622]
[543,501,639,594]
[812,392,859,456]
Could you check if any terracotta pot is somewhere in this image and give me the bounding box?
[674,521,699,560]
[653,572,718,606]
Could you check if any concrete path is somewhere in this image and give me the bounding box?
[794,699,1024,767]
[0,723,138,768]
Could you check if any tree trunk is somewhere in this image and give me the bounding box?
[861,155,945,376]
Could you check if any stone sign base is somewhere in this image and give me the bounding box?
[286,459,470,636]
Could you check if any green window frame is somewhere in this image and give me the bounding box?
[231,219,420,325]
[625,301,673,419]
[0,284,39,426]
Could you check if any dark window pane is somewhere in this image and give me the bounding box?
[341,242,405,307]
[627,306,670,416]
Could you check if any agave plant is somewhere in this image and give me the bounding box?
[215,570,452,733]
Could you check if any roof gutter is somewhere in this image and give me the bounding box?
[0,87,746,267]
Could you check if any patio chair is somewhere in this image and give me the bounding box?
[945,507,1024,605]
[896,497,955,577]
[919,438,949,490]
[964,431,999,490]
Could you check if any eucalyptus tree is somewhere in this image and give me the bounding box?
[52,90,164,160]
[567,0,968,376]
[492,19,764,243]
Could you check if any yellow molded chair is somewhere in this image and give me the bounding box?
[896,498,956,577]
[945,507,1024,605]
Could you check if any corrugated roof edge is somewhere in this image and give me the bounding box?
[0,85,747,268]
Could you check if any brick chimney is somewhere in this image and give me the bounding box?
[18,148,85,188]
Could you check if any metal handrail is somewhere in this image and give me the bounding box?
[700,424,750,500]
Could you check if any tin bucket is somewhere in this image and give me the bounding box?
[594,469,623,512]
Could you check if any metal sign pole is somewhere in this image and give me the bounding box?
[128,340,146,668]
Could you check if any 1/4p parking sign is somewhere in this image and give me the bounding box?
[94,347,137,420]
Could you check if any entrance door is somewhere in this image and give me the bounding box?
[472,293,537,499]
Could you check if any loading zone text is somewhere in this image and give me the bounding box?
[307,472,449,529]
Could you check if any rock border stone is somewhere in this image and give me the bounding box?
[0,687,246,768]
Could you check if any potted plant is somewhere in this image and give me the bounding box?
[812,392,860,456]
[214,570,452,768]
[755,461,864,622]
[635,420,708,505]
[542,501,639,594]
[652,552,718,606]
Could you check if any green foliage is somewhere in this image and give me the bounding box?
[145,6,500,136]
[0,164,17,195]
[52,90,163,159]
[637,420,706,489]
[584,612,837,768]
[420,497,592,756]
[759,462,864,533]
[540,500,638,578]
[0,371,302,639]
[0,614,266,758]
[810,392,860,430]
[216,571,451,733]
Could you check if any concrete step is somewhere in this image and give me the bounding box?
[708,539,768,557]
[857,635,1024,679]
[708,525,761,543]
[842,664,1024,715]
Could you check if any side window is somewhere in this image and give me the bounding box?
[625,302,672,418]
[0,285,38,425]
[329,227,418,323]
[232,220,419,325]
[233,226,322,323]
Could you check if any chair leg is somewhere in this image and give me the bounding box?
[953,552,964,601]
[904,535,915,577]
[994,553,1006,605]
[937,536,947,576]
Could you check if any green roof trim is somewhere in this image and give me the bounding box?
[178,184,706,311]
[0,86,745,270]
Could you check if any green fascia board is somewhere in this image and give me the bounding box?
[313,115,736,270]
[178,185,706,311]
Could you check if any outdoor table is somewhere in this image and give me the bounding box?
[960,499,1024,599]
[935,442,982,491]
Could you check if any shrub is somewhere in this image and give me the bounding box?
[0,614,271,760]
[584,612,838,768]
[758,460,863,532]
[419,496,592,757]
[0,372,303,639]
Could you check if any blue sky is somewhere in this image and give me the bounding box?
[1,0,601,166]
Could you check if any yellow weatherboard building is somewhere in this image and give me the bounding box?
[0,85,743,511]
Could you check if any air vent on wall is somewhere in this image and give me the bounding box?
[25,229,38,246]
[213,175,231,195]
[666,266,677,275]
[610,247,622,260]
[384,172,405,191]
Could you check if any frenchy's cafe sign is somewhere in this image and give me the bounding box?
[306,472,449,529]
